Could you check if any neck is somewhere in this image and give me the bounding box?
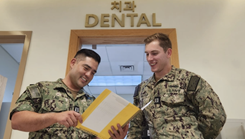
[62,77,80,92]
[154,65,172,81]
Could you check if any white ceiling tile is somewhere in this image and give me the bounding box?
[106,44,144,62]
[96,61,113,75]
[116,86,136,95]
[88,86,116,95]
[81,44,109,61]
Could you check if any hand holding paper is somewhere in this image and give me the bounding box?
[56,111,83,128]
[108,123,129,139]
[76,89,141,139]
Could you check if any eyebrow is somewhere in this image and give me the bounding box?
[83,64,97,73]
[145,50,159,53]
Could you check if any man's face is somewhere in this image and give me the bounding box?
[145,40,171,74]
[70,56,98,90]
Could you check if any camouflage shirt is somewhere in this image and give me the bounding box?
[127,66,226,139]
[10,79,96,139]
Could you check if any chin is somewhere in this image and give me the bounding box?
[78,82,86,88]
[151,68,157,72]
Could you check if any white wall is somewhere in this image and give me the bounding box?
[0,0,245,138]
[219,119,245,139]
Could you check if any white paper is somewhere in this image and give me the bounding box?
[82,92,129,132]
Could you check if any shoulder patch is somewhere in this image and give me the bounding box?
[187,76,200,91]
[27,85,41,98]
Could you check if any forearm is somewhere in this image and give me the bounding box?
[191,78,227,138]
[11,111,57,132]
[198,105,226,138]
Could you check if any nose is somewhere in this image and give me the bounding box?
[85,71,93,78]
[147,54,153,61]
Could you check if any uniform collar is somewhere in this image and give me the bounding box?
[150,65,176,83]
[54,78,85,96]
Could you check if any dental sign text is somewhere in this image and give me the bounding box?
[85,1,162,28]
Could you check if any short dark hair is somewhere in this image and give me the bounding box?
[74,49,101,64]
[144,33,172,52]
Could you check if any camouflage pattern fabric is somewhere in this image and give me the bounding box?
[10,79,95,139]
[127,66,226,139]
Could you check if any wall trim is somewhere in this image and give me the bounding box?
[1,31,32,139]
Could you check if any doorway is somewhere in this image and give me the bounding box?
[0,31,32,139]
[65,29,179,75]
[65,29,179,74]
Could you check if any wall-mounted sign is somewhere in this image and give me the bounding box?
[85,1,161,28]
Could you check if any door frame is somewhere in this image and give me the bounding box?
[1,31,32,139]
[65,29,179,75]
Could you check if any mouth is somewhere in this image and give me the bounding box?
[149,61,157,66]
[81,76,88,82]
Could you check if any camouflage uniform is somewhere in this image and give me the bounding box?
[10,79,95,139]
[127,66,226,139]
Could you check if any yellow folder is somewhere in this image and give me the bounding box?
[76,89,141,139]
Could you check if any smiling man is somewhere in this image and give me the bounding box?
[126,33,227,139]
[10,49,101,139]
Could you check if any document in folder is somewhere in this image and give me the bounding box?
[76,89,141,139]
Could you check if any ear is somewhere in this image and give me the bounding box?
[70,58,77,69]
[167,48,172,58]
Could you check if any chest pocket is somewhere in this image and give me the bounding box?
[42,95,69,112]
[160,83,186,105]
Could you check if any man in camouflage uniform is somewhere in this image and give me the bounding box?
[10,49,102,139]
[126,33,226,139]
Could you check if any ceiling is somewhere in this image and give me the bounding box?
[82,44,152,95]
[0,43,153,96]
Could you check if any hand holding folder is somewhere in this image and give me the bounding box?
[76,89,141,139]
[108,123,129,139]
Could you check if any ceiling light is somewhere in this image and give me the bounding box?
[89,75,142,86]
[120,65,134,71]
